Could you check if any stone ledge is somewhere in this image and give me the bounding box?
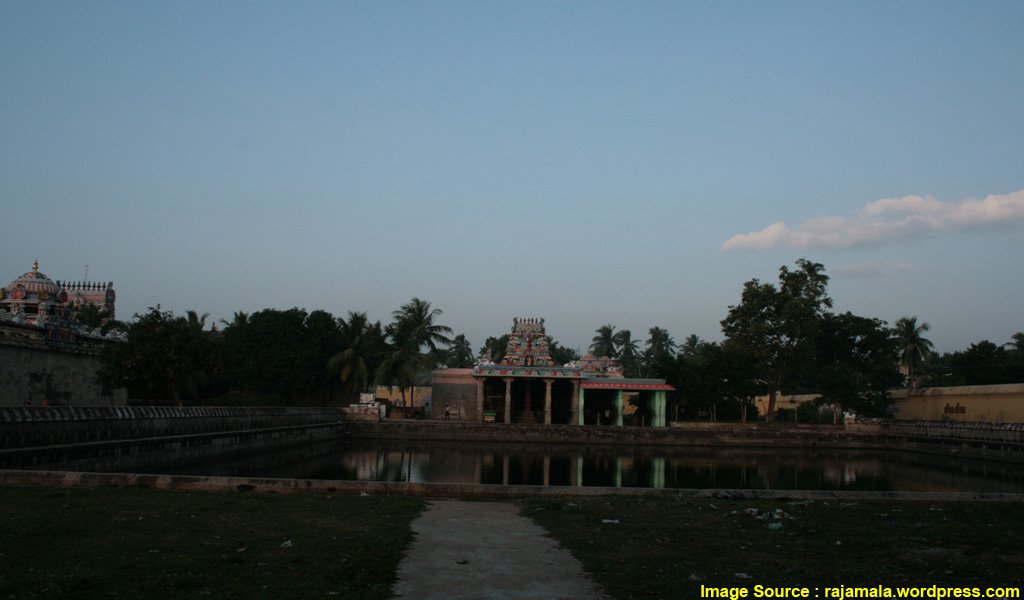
[3,469,1022,502]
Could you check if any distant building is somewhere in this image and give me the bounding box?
[0,260,116,325]
[0,261,126,407]
[432,317,674,426]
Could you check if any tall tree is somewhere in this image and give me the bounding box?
[890,316,933,389]
[646,327,677,361]
[813,312,902,419]
[680,334,702,358]
[378,298,452,404]
[328,311,385,398]
[590,324,618,358]
[721,259,832,421]
[480,335,510,363]
[548,338,580,366]
[446,334,475,368]
[615,329,641,377]
[100,307,213,406]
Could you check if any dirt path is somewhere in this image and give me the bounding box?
[392,500,609,600]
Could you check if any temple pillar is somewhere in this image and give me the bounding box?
[543,456,550,486]
[656,390,667,427]
[570,380,580,425]
[578,385,586,425]
[476,378,485,422]
[543,378,553,425]
[574,455,583,487]
[503,378,513,424]
[502,455,509,485]
[614,457,622,487]
[615,390,624,426]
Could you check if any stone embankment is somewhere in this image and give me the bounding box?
[347,420,888,449]
[0,405,341,448]
[0,406,345,472]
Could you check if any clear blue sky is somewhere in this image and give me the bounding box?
[3,1,1023,354]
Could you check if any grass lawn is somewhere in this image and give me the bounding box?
[521,496,1024,599]
[0,485,424,600]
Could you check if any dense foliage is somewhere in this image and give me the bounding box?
[100,262,1023,414]
[100,299,460,406]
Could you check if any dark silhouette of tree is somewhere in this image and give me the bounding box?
[721,259,832,421]
[590,324,618,358]
[480,335,510,363]
[378,298,452,405]
[445,334,475,368]
[615,329,641,377]
[890,316,933,389]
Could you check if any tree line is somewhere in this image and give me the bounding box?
[97,261,1024,416]
[582,259,1024,421]
[99,298,461,406]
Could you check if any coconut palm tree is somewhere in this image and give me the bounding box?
[446,334,475,368]
[590,324,618,358]
[680,334,703,358]
[891,316,934,388]
[646,327,676,360]
[184,310,209,334]
[377,298,452,405]
[392,297,453,356]
[615,329,641,376]
[328,311,385,396]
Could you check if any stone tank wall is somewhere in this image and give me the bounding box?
[0,406,343,449]
[0,321,126,407]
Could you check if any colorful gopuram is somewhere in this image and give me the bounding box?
[448,317,674,426]
[0,261,116,326]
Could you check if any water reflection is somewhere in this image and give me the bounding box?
[160,439,1024,493]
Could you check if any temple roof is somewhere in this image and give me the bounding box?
[2,260,66,304]
[581,378,675,391]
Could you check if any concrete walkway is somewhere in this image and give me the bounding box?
[392,500,610,600]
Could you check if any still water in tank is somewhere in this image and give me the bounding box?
[150,439,1024,494]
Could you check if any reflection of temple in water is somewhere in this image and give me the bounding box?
[432,318,674,425]
[325,442,1024,493]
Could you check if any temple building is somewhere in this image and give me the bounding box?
[0,261,116,325]
[431,317,674,426]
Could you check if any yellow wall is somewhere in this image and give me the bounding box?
[891,384,1024,423]
[375,385,431,407]
[755,384,1024,423]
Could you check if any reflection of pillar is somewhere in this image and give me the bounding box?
[543,378,553,425]
[570,380,580,425]
[615,390,624,426]
[543,456,550,486]
[476,378,485,422]
[652,457,665,489]
[503,378,513,424]
[502,455,510,485]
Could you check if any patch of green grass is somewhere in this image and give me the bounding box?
[0,486,424,599]
[521,496,1024,599]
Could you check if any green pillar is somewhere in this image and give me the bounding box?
[654,391,666,427]
[578,386,586,425]
[614,457,622,487]
[652,457,665,488]
[615,390,624,426]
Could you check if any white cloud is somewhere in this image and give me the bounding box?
[830,263,883,278]
[722,189,1024,252]
[829,262,915,279]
